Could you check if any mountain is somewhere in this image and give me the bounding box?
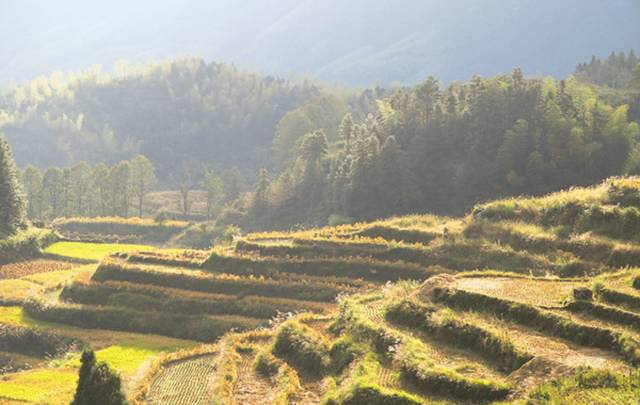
[1,0,639,86]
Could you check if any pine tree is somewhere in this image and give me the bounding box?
[72,349,127,405]
[0,136,26,236]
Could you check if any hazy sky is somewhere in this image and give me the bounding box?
[1,0,639,85]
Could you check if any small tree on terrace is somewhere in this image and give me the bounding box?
[0,136,26,236]
[201,168,224,220]
[71,349,127,405]
[130,155,157,217]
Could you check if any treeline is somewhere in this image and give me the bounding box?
[18,154,246,222]
[19,155,157,221]
[575,49,638,89]
[0,136,26,237]
[237,69,640,228]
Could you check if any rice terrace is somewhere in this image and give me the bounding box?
[0,178,640,403]
[1,2,640,403]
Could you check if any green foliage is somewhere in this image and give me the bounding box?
[245,70,639,229]
[273,321,331,377]
[527,367,640,404]
[0,324,77,358]
[0,136,26,236]
[254,351,280,377]
[0,228,57,264]
[71,349,128,405]
[575,50,638,88]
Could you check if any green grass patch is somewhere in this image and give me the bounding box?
[44,241,153,261]
[0,367,77,404]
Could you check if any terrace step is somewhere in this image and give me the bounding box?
[147,354,217,405]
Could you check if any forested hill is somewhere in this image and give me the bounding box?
[2,0,639,86]
[0,58,383,180]
[0,59,318,177]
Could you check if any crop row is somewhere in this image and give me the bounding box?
[93,260,354,302]
[62,280,330,319]
[205,248,434,282]
[24,300,262,342]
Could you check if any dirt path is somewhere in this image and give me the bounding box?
[147,354,217,405]
[232,355,276,405]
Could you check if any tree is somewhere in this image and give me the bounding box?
[178,163,194,218]
[70,162,92,216]
[338,113,355,149]
[0,136,26,236]
[251,168,270,217]
[201,169,224,220]
[130,155,156,217]
[92,163,111,216]
[21,165,43,220]
[111,161,132,217]
[42,168,64,219]
[71,349,127,405]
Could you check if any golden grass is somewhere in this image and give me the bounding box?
[44,241,153,261]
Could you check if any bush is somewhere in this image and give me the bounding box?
[273,321,330,377]
[0,324,77,358]
[254,351,280,377]
[329,338,361,374]
[0,228,57,264]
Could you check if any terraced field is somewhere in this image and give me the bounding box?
[5,177,640,403]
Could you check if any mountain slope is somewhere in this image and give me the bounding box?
[1,0,639,86]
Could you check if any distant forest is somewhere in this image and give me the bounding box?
[3,51,640,229]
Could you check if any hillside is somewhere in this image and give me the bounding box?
[2,177,640,403]
[2,1,639,86]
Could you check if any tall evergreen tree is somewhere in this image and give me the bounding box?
[72,349,127,405]
[0,136,26,236]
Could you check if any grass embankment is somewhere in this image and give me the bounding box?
[52,216,189,244]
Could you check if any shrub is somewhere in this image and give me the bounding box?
[254,351,280,377]
[0,228,57,264]
[0,324,78,358]
[329,337,362,374]
[273,321,330,377]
